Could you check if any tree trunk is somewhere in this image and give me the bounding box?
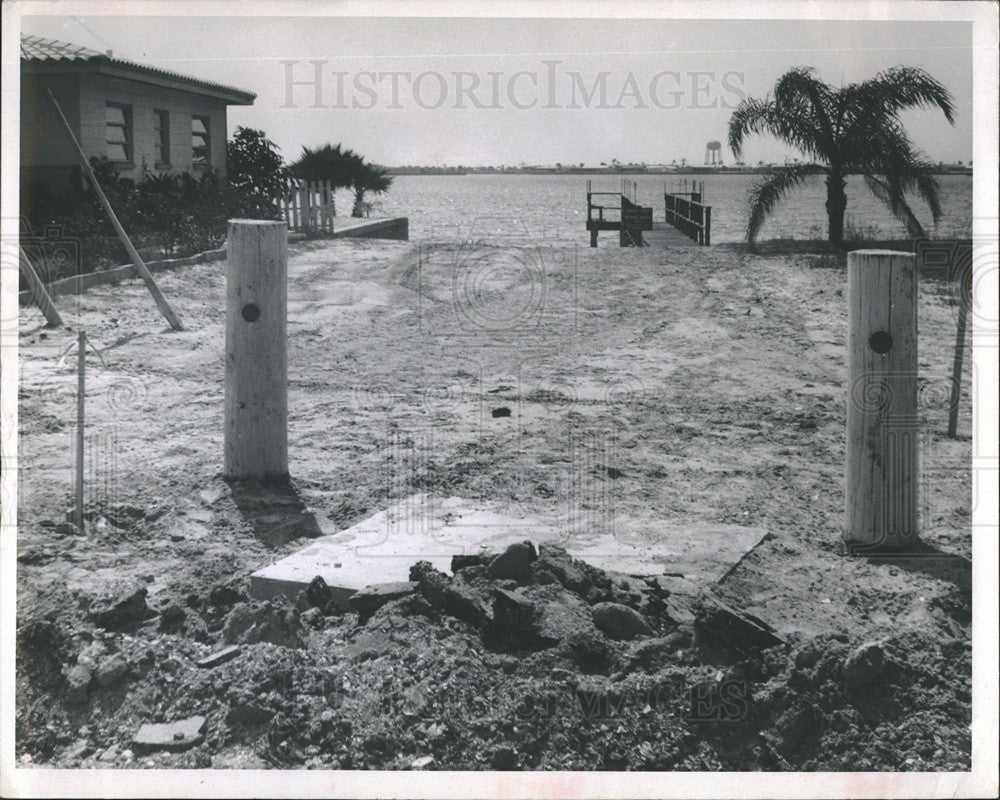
[352,187,365,217]
[826,173,847,245]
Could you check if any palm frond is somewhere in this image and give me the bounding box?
[863,175,927,238]
[728,97,828,162]
[745,165,822,245]
[773,68,836,153]
[849,119,944,225]
[728,98,772,159]
[851,66,956,125]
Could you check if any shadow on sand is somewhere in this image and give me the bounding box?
[863,539,971,593]
[226,476,324,548]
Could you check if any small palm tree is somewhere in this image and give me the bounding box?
[290,143,358,189]
[728,67,955,246]
[350,160,393,217]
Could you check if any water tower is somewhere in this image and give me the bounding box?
[705,140,723,166]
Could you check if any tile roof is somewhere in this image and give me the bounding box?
[20,34,255,103]
[20,35,106,61]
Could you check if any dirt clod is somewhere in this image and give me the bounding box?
[349,582,417,620]
[95,654,129,688]
[591,602,654,641]
[87,583,153,631]
[486,541,537,583]
[841,641,885,685]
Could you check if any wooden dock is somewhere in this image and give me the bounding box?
[641,221,704,247]
[586,179,712,248]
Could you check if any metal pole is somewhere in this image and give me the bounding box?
[45,90,184,332]
[76,330,86,534]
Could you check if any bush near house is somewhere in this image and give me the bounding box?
[20,127,288,282]
[226,127,291,220]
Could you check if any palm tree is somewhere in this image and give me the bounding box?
[728,67,955,246]
[290,143,358,188]
[350,160,393,217]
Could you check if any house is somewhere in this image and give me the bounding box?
[20,34,255,194]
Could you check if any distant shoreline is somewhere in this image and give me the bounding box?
[386,165,973,177]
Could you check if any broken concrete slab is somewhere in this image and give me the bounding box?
[249,495,768,608]
[132,716,206,751]
[411,562,490,627]
[195,646,242,669]
[532,586,603,646]
[567,521,767,585]
[487,541,537,582]
[250,495,551,606]
[692,594,783,654]
[348,582,417,619]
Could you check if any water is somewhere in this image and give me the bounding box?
[353,172,973,244]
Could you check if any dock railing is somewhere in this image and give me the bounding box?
[586,179,622,224]
[664,179,712,245]
[586,180,653,247]
[281,179,337,233]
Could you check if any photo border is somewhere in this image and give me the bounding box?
[2,1,996,798]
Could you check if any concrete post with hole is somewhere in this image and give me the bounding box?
[224,220,288,480]
[845,249,920,552]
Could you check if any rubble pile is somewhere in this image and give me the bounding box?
[15,542,971,771]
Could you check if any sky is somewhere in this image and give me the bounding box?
[20,15,974,167]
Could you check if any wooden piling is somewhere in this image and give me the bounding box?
[46,90,184,332]
[947,270,970,439]
[76,330,86,533]
[224,220,288,480]
[845,250,919,551]
[19,247,63,327]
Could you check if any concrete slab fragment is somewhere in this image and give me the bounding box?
[250,495,766,606]
[251,496,548,604]
[195,646,242,669]
[569,522,766,584]
[133,716,205,750]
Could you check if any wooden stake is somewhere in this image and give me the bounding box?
[947,274,970,439]
[845,250,920,552]
[224,220,288,480]
[45,90,184,332]
[18,246,63,327]
[76,330,86,534]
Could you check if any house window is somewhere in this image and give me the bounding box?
[105,102,132,162]
[154,110,170,165]
[191,116,210,167]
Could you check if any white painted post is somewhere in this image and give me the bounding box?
[224,220,288,480]
[845,250,920,551]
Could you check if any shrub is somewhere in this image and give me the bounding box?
[226,127,290,220]
[20,127,289,281]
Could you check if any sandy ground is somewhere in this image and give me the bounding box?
[14,236,972,769]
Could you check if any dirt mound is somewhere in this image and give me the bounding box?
[15,541,970,770]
